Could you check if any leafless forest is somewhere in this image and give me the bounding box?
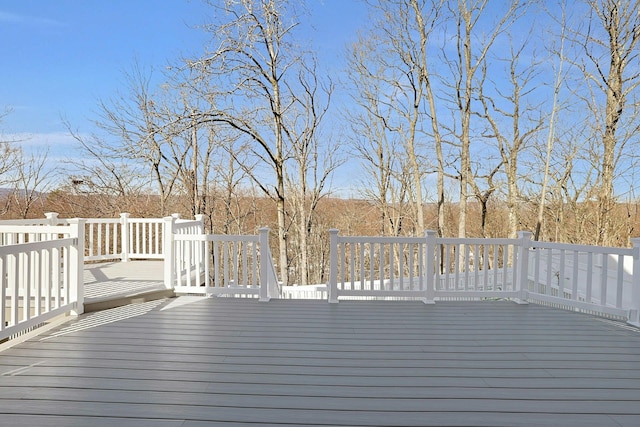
[2,0,640,286]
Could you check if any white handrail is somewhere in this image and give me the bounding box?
[328,230,430,303]
[432,234,522,301]
[327,229,640,325]
[84,214,195,262]
[169,227,278,300]
[523,233,638,320]
[0,219,84,341]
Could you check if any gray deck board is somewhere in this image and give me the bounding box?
[83,260,166,304]
[0,298,639,426]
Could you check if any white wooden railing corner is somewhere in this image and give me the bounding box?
[0,220,85,341]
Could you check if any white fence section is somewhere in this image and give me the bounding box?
[328,230,429,302]
[431,232,524,301]
[2,213,640,342]
[327,229,640,325]
[165,222,279,301]
[13,212,201,262]
[0,213,205,341]
[0,214,66,248]
[0,220,84,341]
[85,214,202,262]
[524,233,640,322]
[281,284,328,300]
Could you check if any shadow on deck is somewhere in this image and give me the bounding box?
[83,261,172,313]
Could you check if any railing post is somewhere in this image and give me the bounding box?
[45,212,60,241]
[194,214,205,232]
[425,230,437,304]
[120,213,130,262]
[193,214,206,264]
[163,216,176,290]
[516,231,532,304]
[68,218,85,316]
[259,227,270,302]
[328,229,339,304]
[45,212,59,225]
[628,238,640,327]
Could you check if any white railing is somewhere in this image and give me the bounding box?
[328,230,429,302]
[431,232,524,301]
[2,213,638,340]
[86,214,195,262]
[281,284,328,300]
[84,218,122,261]
[122,216,164,261]
[0,220,84,341]
[327,229,640,325]
[0,213,206,342]
[524,233,640,322]
[20,212,202,262]
[0,213,67,248]
[167,224,279,300]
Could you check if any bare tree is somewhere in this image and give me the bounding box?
[0,111,41,216]
[206,130,256,234]
[67,63,183,215]
[479,36,545,239]
[11,149,52,219]
[569,0,640,245]
[350,0,446,235]
[443,0,524,238]
[188,0,331,285]
[345,32,410,237]
[68,58,238,221]
[286,62,341,285]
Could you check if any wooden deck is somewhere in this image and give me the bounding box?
[0,298,639,426]
[84,261,170,311]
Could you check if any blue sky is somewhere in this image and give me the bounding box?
[0,0,368,163]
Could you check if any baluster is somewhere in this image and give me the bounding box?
[600,253,608,306]
[586,252,593,303]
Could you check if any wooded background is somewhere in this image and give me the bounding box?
[2,0,640,286]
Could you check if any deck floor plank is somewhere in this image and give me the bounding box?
[0,298,639,426]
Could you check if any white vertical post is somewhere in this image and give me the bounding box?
[628,238,640,327]
[163,216,176,290]
[259,227,270,302]
[45,212,60,242]
[425,230,437,304]
[45,212,59,225]
[195,214,205,232]
[194,214,206,263]
[328,229,339,304]
[120,213,130,262]
[516,231,532,304]
[68,219,85,316]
